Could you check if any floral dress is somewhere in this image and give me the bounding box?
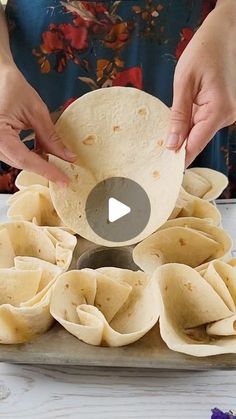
[1,0,236,197]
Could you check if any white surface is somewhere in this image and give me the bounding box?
[0,195,236,418]
[108,197,131,222]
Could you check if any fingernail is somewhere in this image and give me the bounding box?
[166,133,180,149]
[64,149,77,160]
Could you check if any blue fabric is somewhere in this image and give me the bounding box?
[1,0,235,196]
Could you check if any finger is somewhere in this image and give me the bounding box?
[29,103,77,162]
[0,151,16,167]
[167,76,194,150]
[0,128,70,185]
[185,119,219,167]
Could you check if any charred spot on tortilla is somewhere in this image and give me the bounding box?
[137,106,149,118]
[184,282,193,291]
[82,134,97,145]
[153,170,160,179]
[157,139,164,147]
[113,125,122,133]
[179,238,186,246]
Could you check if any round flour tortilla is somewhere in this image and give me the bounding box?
[49,87,185,246]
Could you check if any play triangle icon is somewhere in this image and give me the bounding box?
[108,197,131,223]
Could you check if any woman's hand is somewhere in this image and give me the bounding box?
[0,64,76,185]
[167,0,236,167]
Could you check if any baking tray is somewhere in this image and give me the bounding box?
[1,234,236,370]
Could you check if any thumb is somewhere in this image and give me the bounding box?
[31,102,77,162]
[167,78,193,150]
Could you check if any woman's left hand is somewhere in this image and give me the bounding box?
[167,0,236,167]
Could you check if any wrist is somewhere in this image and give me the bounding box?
[0,56,16,71]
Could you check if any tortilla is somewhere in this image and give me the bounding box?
[228,258,236,268]
[50,267,160,346]
[15,170,49,189]
[182,168,228,201]
[195,257,236,274]
[155,263,236,356]
[206,314,236,336]
[0,258,60,344]
[7,185,64,227]
[49,87,185,246]
[133,217,232,274]
[203,260,236,308]
[168,187,221,224]
[0,221,77,271]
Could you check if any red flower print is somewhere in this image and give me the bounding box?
[175,28,194,60]
[59,24,88,50]
[82,2,108,15]
[41,30,64,53]
[104,22,134,50]
[34,1,133,75]
[112,67,143,89]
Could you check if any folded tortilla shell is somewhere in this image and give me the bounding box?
[133,218,231,274]
[49,87,185,246]
[195,257,236,274]
[227,258,236,268]
[50,268,160,346]
[7,185,63,227]
[14,256,62,296]
[169,187,221,224]
[203,261,236,310]
[0,259,60,344]
[159,217,232,261]
[15,170,48,190]
[182,168,228,201]
[0,222,76,270]
[0,269,42,306]
[206,314,236,336]
[154,264,236,356]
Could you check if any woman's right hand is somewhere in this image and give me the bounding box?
[0,64,77,185]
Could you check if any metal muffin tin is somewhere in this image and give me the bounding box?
[1,209,236,369]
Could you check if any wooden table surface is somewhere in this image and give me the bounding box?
[0,194,236,419]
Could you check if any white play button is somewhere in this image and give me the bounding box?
[108,197,131,223]
[86,177,151,243]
